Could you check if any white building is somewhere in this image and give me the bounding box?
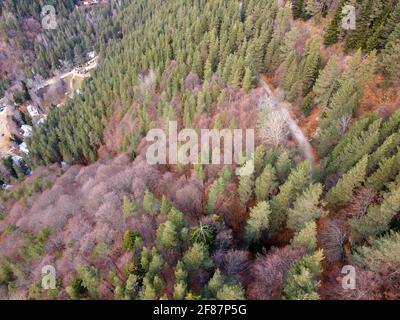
[27,105,40,117]
[18,143,29,154]
[21,125,33,137]
[87,51,96,59]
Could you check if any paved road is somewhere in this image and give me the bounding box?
[259,77,316,173]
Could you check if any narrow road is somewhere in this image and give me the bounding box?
[259,76,316,173]
[34,56,99,91]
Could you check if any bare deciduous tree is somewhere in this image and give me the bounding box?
[259,108,290,148]
[319,219,346,262]
[247,246,306,300]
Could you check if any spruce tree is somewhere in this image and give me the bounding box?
[253,145,267,177]
[326,156,368,208]
[350,185,400,243]
[381,24,400,84]
[143,190,160,215]
[255,164,277,201]
[284,250,323,300]
[380,110,400,142]
[275,151,292,183]
[368,133,400,174]
[313,55,340,109]
[216,284,245,300]
[299,37,322,96]
[242,67,254,92]
[207,269,224,298]
[173,261,188,300]
[324,0,345,46]
[351,231,400,270]
[290,221,318,253]
[183,243,213,272]
[366,149,400,191]
[238,174,254,208]
[287,183,324,231]
[270,161,311,233]
[244,201,271,243]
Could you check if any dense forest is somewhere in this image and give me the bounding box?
[0,0,399,300]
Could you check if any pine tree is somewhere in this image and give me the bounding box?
[305,0,324,18]
[282,51,299,99]
[255,164,277,201]
[287,183,324,231]
[275,151,292,183]
[351,231,400,270]
[377,2,400,49]
[160,195,172,216]
[343,0,375,51]
[123,230,140,251]
[354,50,378,99]
[350,184,400,242]
[264,3,293,72]
[328,117,372,162]
[238,174,254,207]
[245,201,271,243]
[380,110,400,142]
[324,0,345,46]
[300,92,315,116]
[141,277,158,300]
[167,208,185,231]
[319,79,357,131]
[292,0,306,19]
[326,118,381,175]
[76,264,101,299]
[216,283,245,300]
[173,261,188,300]
[312,55,340,109]
[157,221,179,249]
[381,24,400,84]
[143,190,160,215]
[280,26,300,60]
[122,196,138,218]
[207,269,225,298]
[204,58,213,81]
[290,221,317,253]
[284,250,323,300]
[183,243,213,272]
[366,149,400,192]
[194,164,206,183]
[299,37,322,96]
[368,132,400,174]
[192,50,204,78]
[270,161,311,233]
[253,145,266,177]
[207,174,227,214]
[326,156,368,208]
[242,67,254,92]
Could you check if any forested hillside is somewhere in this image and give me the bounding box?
[0,0,399,300]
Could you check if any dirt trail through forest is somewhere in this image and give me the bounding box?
[259,75,317,173]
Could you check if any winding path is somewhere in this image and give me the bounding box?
[259,76,317,173]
